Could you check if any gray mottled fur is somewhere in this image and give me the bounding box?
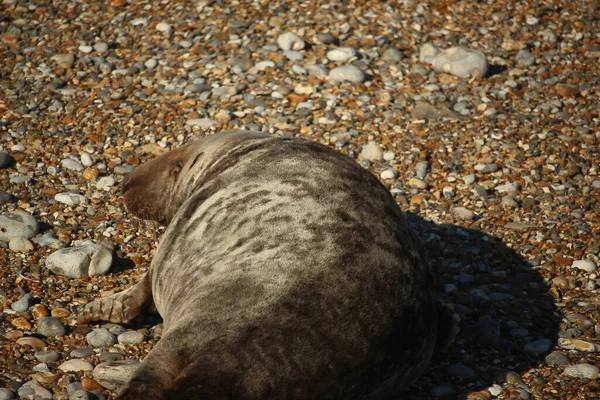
[79,130,453,399]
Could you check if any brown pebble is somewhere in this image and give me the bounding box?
[466,391,491,400]
[81,377,103,391]
[5,330,24,339]
[12,153,25,162]
[83,167,99,181]
[51,308,71,318]
[16,337,47,349]
[11,317,32,330]
[40,187,58,196]
[32,304,49,319]
[555,84,579,98]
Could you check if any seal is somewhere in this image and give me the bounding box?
[79,130,456,399]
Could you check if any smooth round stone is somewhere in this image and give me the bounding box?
[16,337,47,349]
[328,65,365,83]
[545,351,570,366]
[79,45,93,54]
[55,192,88,206]
[62,158,84,171]
[94,42,108,53]
[69,390,94,400]
[0,388,15,400]
[316,32,337,44]
[80,152,94,167]
[283,50,304,61]
[431,46,489,79]
[8,236,34,252]
[0,211,39,242]
[144,58,157,69]
[104,324,126,336]
[50,53,75,67]
[33,362,49,372]
[96,176,117,191]
[0,151,11,168]
[185,83,210,93]
[516,49,536,67]
[46,244,113,278]
[17,380,52,400]
[383,151,395,161]
[564,363,600,379]
[99,351,124,362]
[37,317,66,337]
[326,47,356,62]
[524,338,552,354]
[306,64,329,78]
[71,348,96,358]
[59,359,94,372]
[86,328,117,347]
[382,48,404,63]
[277,32,305,51]
[357,143,383,162]
[380,169,397,180]
[93,359,141,390]
[451,207,474,221]
[463,174,476,185]
[570,260,597,272]
[254,60,276,71]
[0,190,12,205]
[419,43,440,64]
[416,161,429,179]
[117,331,145,345]
[156,22,172,34]
[34,350,61,363]
[11,293,33,312]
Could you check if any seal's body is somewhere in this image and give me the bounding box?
[79,131,454,399]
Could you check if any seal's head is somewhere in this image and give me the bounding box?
[121,144,194,225]
[121,130,270,225]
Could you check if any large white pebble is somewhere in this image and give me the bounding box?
[329,65,365,83]
[570,260,597,272]
[277,32,305,51]
[58,359,94,372]
[327,47,356,62]
[358,143,384,162]
[0,211,39,242]
[564,363,600,379]
[432,46,489,79]
[419,43,440,64]
[46,244,113,278]
[93,360,141,390]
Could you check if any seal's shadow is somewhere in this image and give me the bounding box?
[403,212,559,398]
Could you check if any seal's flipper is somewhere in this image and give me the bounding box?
[78,272,153,324]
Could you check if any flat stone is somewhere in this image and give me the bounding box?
[451,207,475,221]
[59,359,94,372]
[86,328,117,347]
[45,244,113,278]
[545,351,570,366]
[431,46,489,79]
[328,65,365,83]
[558,338,600,352]
[564,363,600,379]
[117,331,145,345]
[34,350,61,363]
[16,337,47,349]
[327,47,356,62]
[93,359,141,390]
[570,259,597,272]
[55,192,88,206]
[17,380,52,400]
[37,317,66,337]
[11,293,33,312]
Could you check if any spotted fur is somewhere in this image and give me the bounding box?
[79,130,452,399]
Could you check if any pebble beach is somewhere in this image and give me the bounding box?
[1,0,599,399]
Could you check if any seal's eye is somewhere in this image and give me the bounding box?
[175,161,184,172]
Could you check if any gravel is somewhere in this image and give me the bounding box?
[1,0,599,398]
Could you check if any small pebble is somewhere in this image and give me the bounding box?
[37,317,66,337]
[117,331,145,345]
[35,350,61,363]
[451,207,475,221]
[570,259,597,272]
[326,47,356,62]
[328,65,366,83]
[277,32,305,51]
[11,293,33,312]
[155,22,172,34]
[524,338,552,354]
[357,143,383,162]
[545,351,570,366]
[380,169,397,180]
[59,359,94,372]
[431,46,489,79]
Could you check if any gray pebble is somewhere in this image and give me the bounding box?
[415,161,429,179]
[93,42,108,53]
[186,83,210,93]
[524,338,552,354]
[37,317,66,337]
[11,293,33,312]
[117,331,145,345]
[0,190,12,205]
[475,163,499,173]
[0,211,39,242]
[32,232,64,249]
[70,348,95,358]
[104,324,127,336]
[382,48,404,63]
[55,192,88,206]
[17,380,52,400]
[69,390,93,400]
[92,359,141,390]
[86,328,117,347]
[306,64,329,78]
[46,243,113,278]
[99,351,124,362]
[283,50,304,61]
[0,388,15,400]
[357,143,383,162]
[316,32,337,44]
[0,151,11,168]
[66,383,83,395]
[329,65,366,83]
[35,350,61,363]
[451,207,474,221]
[545,351,570,366]
[516,49,536,67]
[564,363,599,379]
[61,158,84,171]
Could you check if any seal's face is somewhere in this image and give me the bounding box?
[121,144,194,225]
